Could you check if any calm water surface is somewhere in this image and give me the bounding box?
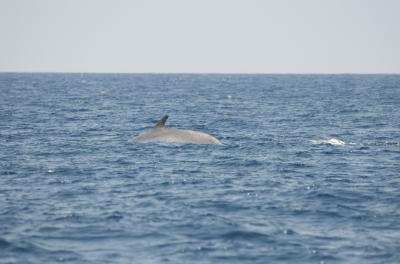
[1,73,399,263]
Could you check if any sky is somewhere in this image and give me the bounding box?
[0,0,399,73]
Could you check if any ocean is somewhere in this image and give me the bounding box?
[1,73,399,263]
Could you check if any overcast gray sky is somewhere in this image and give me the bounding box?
[0,0,399,73]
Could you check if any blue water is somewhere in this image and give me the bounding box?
[1,73,399,263]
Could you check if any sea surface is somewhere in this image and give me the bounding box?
[1,73,399,264]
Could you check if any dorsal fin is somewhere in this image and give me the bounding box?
[155,115,168,129]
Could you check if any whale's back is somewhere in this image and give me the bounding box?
[155,128,221,144]
[134,116,221,145]
[135,128,221,145]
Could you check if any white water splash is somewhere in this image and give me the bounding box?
[47,165,56,173]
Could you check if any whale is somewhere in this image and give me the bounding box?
[310,138,345,146]
[133,115,221,145]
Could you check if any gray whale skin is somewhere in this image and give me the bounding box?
[134,115,221,145]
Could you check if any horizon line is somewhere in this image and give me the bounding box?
[0,71,399,75]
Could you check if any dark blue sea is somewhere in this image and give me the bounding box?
[1,73,399,264]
